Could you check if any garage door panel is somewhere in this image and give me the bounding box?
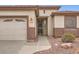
[0,18,27,40]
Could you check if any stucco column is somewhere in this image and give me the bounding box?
[27,16,37,42]
[48,16,53,36]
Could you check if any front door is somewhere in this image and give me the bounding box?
[37,19,48,36]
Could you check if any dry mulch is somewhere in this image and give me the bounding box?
[34,37,79,54]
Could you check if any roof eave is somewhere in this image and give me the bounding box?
[51,12,79,16]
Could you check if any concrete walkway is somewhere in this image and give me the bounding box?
[0,36,51,54]
[19,36,51,54]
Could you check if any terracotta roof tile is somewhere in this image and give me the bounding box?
[0,5,60,10]
[52,11,79,16]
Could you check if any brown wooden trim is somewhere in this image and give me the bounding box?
[26,16,29,41]
[37,16,48,19]
[0,16,28,18]
[53,17,55,36]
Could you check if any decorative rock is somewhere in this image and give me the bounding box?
[73,48,79,53]
[54,43,59,47]
[61,43,73,49]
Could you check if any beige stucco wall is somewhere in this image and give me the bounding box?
[48,16,53,36]
[0,10,36,27]
[77,16,79,28]
[54,16,64,28]
[39,9,57,16]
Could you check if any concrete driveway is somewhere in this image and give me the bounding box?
[0,36,51,54]
[0,40,25,54]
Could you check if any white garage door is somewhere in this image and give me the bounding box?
[0,18,27,40]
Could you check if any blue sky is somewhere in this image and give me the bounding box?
[0,0,78,5]
[0,0,78,11]
[60,5,79,11]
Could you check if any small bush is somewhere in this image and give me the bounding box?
[62,33,75,43]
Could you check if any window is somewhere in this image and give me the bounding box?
[65,16,77,28]
[15,19,25,22]
[3,19,13,22]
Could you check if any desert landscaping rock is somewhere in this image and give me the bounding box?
[34,37,79,54]
[61,43,73,49]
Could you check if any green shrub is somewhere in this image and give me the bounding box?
[62,33,75,43]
